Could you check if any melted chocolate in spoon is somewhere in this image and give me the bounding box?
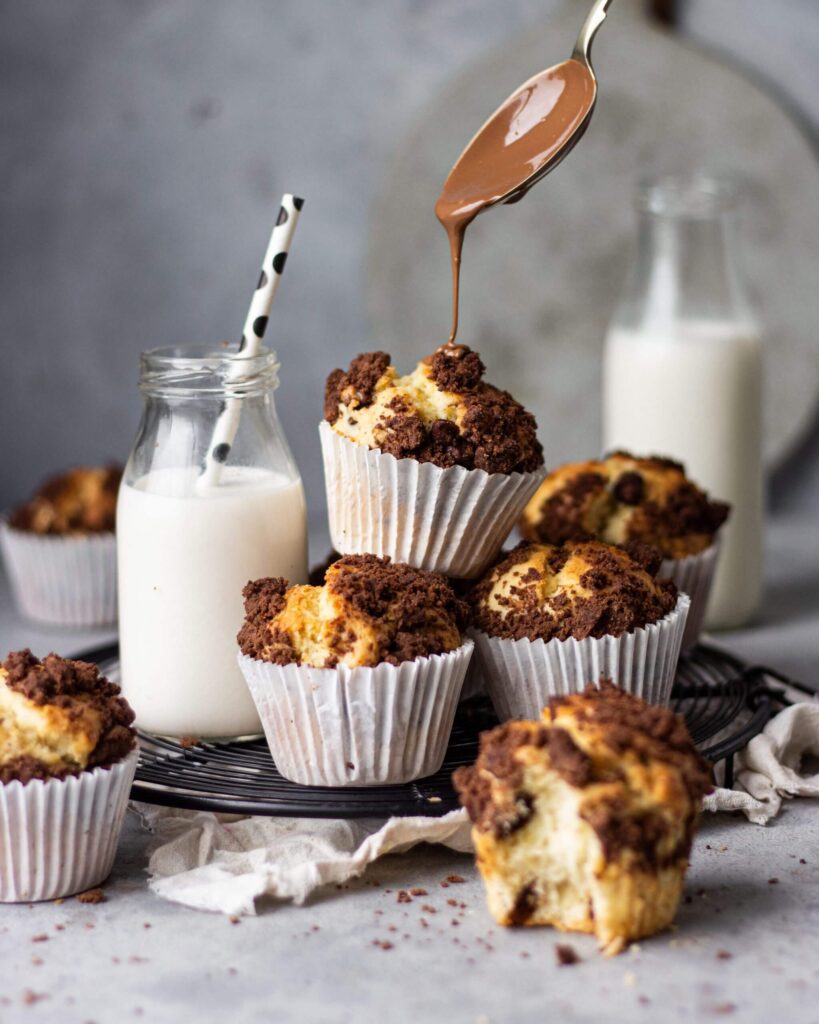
[436,0,613,345]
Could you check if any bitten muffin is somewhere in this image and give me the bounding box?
[519,452,729,559]
[238,554,468,668]
[471,540,677,642]
[324,345,543,474]
[0,649,136,784]
[453,682,712,953]
[9,465,122,536]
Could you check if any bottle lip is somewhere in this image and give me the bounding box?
[139,344,280,397]
[636,174,739,219]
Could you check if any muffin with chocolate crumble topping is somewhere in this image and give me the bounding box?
[470,540,689,719]
[237,554,474,786]
[453,681,712,954]
[320,345,545,578]
[519,452,730,646]
[0,649,137,902]
[1,465,122,626]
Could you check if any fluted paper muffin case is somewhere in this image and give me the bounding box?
[459,651,486,702]
[238,641,474,787]
[319,422,545,579]
[0,520,117,626]
[0,748,138,902]
[661,540,721,649]
[472,593,690,721]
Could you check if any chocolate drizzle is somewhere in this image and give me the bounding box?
[436,58,596,345]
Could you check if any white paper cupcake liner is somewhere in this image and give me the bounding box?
[0,520,117,626]
[0,748,138,902]
[319,422,545,578]
[472,593,690,721]
[660,541,721,649]
[238,641,474,787]
[459,652,486,701]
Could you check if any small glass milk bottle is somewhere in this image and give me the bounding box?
[117,346,308,738]
[602,176,763,629]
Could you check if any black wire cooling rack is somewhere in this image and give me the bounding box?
[82,641,804,819]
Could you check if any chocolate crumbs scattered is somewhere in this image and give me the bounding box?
[76,888,107,905]
[555,944,580,966]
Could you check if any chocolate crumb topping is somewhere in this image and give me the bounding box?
[325,347,543,474]
[612,471,644,506]
[236,578,292,660]
[524,472,606,546]
[471,540,677,643]
[238,554,467,667]
[521,452,730,558]
[324,351,391,424]
[548,682,712,803]
[1,650,136,783]
[428,345,485,393]
[10,465,122,535]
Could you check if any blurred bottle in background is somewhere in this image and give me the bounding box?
[603,176,763,629]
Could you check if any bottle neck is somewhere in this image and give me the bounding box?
[138,345,280,400]
[617,177,755,331]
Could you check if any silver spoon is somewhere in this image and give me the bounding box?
[436,0,616,343]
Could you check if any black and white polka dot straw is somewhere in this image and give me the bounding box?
[200,193,304,486]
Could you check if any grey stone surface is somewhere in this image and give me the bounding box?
[0,792,817,1023]
[1,0,818,529]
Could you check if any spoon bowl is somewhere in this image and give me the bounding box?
[435,0,615,344]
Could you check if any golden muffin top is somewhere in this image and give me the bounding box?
[454,680,712,863]
[471,540,677,642]
[238,554,468,668]
[9,465,122,535]
[323,345,543,475]
[0,650,136,784]
[519,452,730,559]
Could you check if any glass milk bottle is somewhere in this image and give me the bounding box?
[602,176,763,628]
[117,346,308,738]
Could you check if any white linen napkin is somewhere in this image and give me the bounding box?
[136,805,472,916]
[704,700,819,824]
[137,698,819,915]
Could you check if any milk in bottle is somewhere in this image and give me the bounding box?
[603,178,763,628]
[117,347,307,737]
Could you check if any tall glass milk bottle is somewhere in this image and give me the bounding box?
[117,346,308,737]
[602,177,763,629]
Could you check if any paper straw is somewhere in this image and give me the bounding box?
[198,193,304,488]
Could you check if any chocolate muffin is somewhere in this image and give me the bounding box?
[471,540,677,643]
[0,650,136,784]
[453,681,712,953]
[238,554,468,668]
[324,345,543,475]
[520,452,729,560]
[9,465,122,536]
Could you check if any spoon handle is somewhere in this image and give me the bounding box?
[572,0,616,66]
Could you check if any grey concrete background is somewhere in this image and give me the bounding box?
[1,0,818,528]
